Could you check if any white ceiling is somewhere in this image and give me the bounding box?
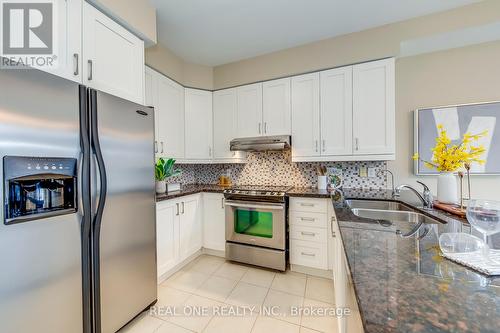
[150,0,478,66]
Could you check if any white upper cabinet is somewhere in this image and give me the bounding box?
[145,67,185,159]
[158,75,184,158]
[291,73,320,158]
[353,58,395,155]
[83,2,145,104]
[236,83,263,138]
[213,88,238,159]
[185,89,213,159]
[42,0,82,83]
[320,66,353,156]
[263,78,291,135]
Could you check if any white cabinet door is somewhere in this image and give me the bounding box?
[83,2,145,104]
[145,67,159,155]
[203,193,226,251]
[185,89,213,159]
[156,201,179,279]
[158,75,184,158]
[291,73,320,158]
[179,195,202,260]
[145,67,156,107]
[353,58,395,155]
[320,66,353,156]
[213,88,237,159]
[237,83,263,138]
[42,0,82,83]
[263,78,291,135]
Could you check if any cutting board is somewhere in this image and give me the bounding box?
[433,201,466,218]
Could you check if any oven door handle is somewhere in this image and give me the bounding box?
[224,200,284,210]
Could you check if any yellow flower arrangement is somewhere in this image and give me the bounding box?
[413,124,488,172]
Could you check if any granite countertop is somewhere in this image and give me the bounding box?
[334,188,500,333]
[156,184,334,201]
[156,184,228,201]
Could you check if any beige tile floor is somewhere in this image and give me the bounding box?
[119,255,338,333]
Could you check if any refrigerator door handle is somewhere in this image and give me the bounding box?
[89,89,108,333]
[79,85,92,333]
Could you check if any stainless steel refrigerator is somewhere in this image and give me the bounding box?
[0,67,157,333]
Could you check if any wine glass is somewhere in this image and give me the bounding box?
[466,200,500,264]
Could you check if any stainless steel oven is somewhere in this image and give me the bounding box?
[224,186,291,271]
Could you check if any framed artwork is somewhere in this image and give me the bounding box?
[414,101,500,175]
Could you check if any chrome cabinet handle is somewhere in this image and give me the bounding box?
[300,217,315,222]
[331,216,337,237]
[300,203,314,207]
[355,138,359,151]
[161,141,164,154]
[322,139,326,152]
[73,53,79,76]
[301,252,316,257]
[181,202,185,214]
[301,231,316,236]
[221,197,225,209]
[264,122,267,134]
[315,140,318,152]
[87,60,93,81]
[258,123,261,134]
[176,203,179,216]
[209,146,212,157]
[154,141,158,153]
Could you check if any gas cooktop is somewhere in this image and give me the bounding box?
[223,185,293,197]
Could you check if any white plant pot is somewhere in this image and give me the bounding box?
[437,172,458,204]
[155,180,166,194]
[317,176,327,190]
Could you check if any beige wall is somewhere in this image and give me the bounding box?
[392,40,500,200]
[213,0,500,89]
[208,0,500,199]
[88,0,157,44]
[145,44,214,90]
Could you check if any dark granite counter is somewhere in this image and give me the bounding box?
[156,185,335,202]
[156,184,227,201]
[286,187,334,198]
[334,188,500,333]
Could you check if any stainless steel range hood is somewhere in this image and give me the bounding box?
[230,135,291,152]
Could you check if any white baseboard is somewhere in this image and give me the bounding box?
[202,248,225,258]
[290,264,333,279]
[157,250,203,284]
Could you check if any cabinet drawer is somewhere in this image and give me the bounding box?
[290,239,328,270]
[289,211,327,229]
[290,198,328,213]
[290,225,327,243]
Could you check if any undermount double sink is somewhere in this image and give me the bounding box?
[346,199,440,226]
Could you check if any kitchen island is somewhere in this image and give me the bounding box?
[334,189,500,333]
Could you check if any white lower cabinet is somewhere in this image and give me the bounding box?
[178,195,203,260]
[202,193,226,251]
[330,204,364,333]
[289,197,330,270]
[156,194,202,279]
[156,200,178,278]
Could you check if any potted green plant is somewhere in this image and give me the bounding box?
[155,158,182,194]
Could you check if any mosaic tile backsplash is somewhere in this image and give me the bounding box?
[169,151,388,189]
